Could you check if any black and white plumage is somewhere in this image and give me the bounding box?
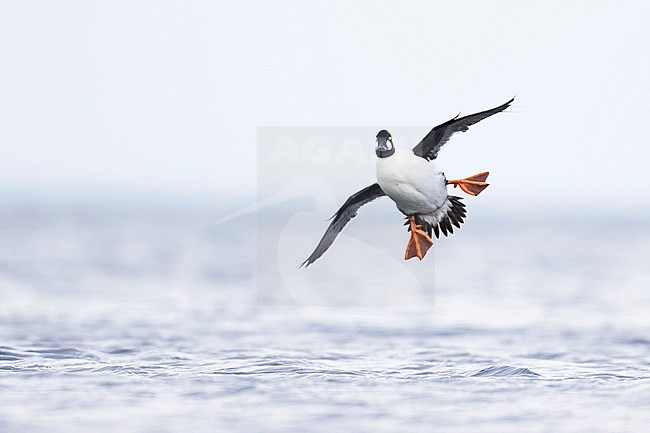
[412,97,514,161]
[301,183,386,266]
[301,98,513,267]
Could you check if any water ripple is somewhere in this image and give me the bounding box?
[471,365,541,377]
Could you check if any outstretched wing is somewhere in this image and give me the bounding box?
[301,183,386,267]
[412,97,514,160]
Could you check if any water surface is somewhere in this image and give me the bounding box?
[1,204,648,432]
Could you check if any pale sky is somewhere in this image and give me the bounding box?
[1,1,649,211]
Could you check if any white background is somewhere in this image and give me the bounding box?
[1,1,649,211]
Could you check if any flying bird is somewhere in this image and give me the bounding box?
[301,98,514,267]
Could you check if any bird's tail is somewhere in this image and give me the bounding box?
[404,196,466,239]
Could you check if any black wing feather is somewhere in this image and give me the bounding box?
[412,97,514,160]
[301,183,385,267]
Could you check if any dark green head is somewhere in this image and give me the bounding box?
[375,130,394,158]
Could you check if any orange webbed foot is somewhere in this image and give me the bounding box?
[447,171,490,196]
[405,216,433,260]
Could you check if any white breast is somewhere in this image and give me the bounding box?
[376,149,448,215]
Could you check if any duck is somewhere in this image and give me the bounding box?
[301,97,514,267]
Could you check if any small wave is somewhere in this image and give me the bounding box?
[0,366,19,371]
[0,347,24,361]
[92,365,164,376]
[104,347,138,355]
[583,372,639,380]
[26,347,99,360]
[471,365,541,377]
[522,351,564,360]
[0,354,21,361]
[620,338,650,346]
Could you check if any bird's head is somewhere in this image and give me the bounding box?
[375,130,395,158]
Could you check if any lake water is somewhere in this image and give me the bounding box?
[1,203,649,432]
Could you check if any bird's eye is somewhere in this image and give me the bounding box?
[388,137,392,141]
